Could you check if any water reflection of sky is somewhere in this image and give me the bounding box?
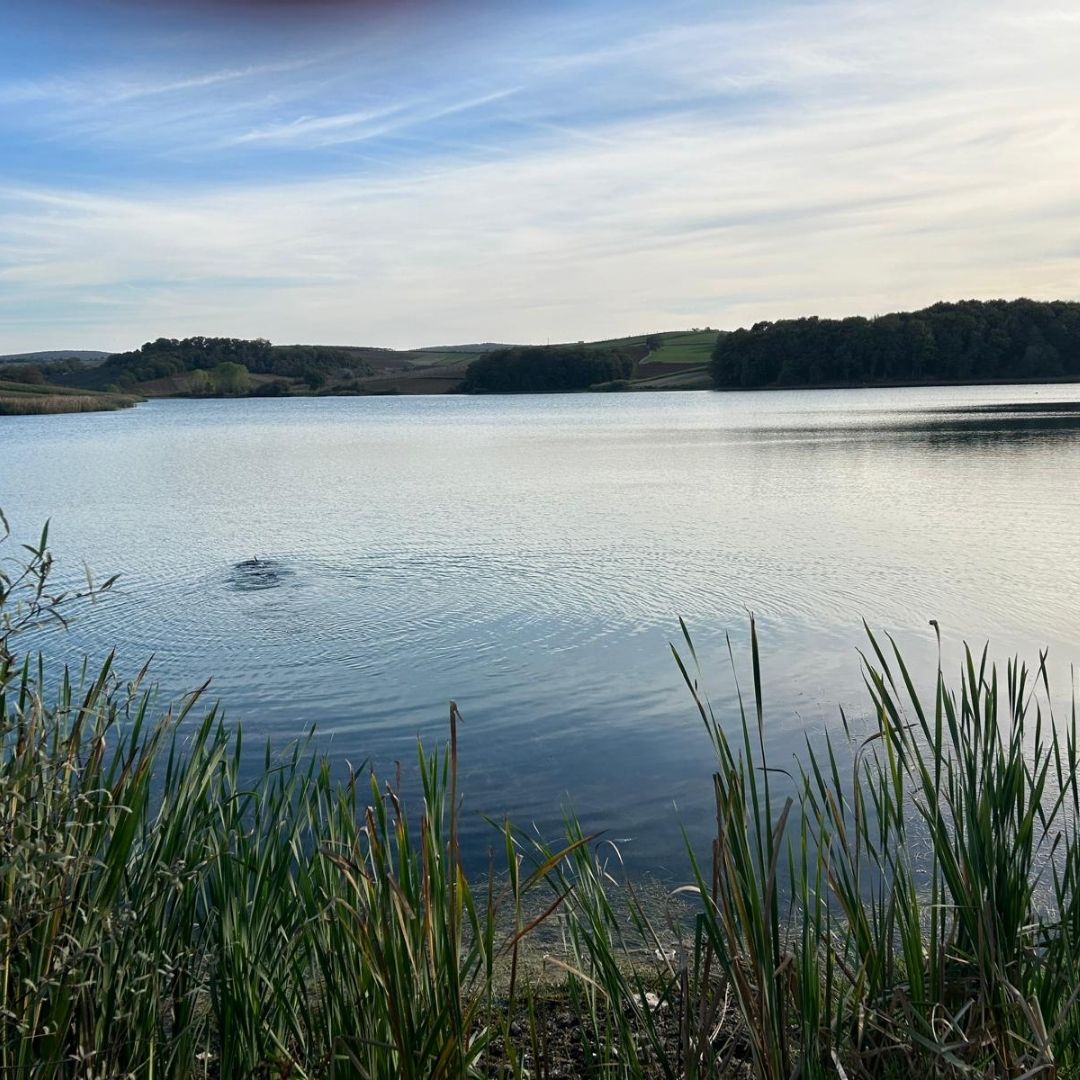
[2,384,1079,876]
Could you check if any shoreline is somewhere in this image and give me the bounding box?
[126,372,1080,402]
[709,372,1080,393]
[12,372,1080,415]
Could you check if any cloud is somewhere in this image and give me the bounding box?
[1,0,1079,350]
[231,104,408,144]
[0,58,316,107]
[230,88,521,148]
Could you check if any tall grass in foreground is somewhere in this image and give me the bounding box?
[1,520,578,1078]
[0,653,598,1078]
[664,619,1080,1078]
[4,514,1080,1077]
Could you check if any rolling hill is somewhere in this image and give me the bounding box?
[16,329,719,400]
[0,350,110,365]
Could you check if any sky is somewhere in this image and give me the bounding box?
[1,0,1079,353]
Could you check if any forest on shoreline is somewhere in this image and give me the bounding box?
[710,298,1080,389]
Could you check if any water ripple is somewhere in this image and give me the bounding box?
[5,387,1080,873]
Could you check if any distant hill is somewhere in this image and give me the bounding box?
[32,329,719,398]
[417,343,516,353]
[0,350,109,365]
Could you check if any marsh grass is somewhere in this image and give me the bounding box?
[0,635,599,1079]
[0,380,139,414]
[664,618,1080,1078]
[4,515,1080,1077]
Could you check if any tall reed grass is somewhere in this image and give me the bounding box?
[0,380,138,415]
[3,515,1080,1077]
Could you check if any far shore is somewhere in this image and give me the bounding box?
[8,368,1080,416]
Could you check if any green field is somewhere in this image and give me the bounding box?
[644,329,717,365]
[588,328,717,365]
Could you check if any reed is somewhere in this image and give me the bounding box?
[0,521,577,1078]
[0,381,139,415]
[4,513,1080,1077]
[663,619,1080,1078]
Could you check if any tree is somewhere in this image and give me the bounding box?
[0,365,44,385]
[710,299,1080,389]
[461,345,636,393]
[188,369,213,397]
[56,337,373,393]
[212,362,250,396]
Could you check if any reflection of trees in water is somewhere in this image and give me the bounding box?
[738,406,1080,454]
[941,401,1080,414]
[908,408,1080,451]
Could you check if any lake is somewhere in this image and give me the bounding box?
[2,385,1079,874]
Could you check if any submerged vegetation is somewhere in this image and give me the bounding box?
[4,515,1080,1077]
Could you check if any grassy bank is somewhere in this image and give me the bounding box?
[0,379,140,415]
[3,522,1080,1077]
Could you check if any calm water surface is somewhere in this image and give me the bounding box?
[2,387,1079,872]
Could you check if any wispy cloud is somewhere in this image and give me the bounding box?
[231,88,522,148]
[0,57,316,107]
[231,103,408,144]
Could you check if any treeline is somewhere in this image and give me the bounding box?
[461,344,636,393]
[0,358,87,386]
[65,337,374,391]
[710,299,1080,389]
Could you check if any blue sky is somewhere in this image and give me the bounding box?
[2,0,1079,352]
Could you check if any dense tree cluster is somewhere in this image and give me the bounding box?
[268,345,373,381]
[710,299,1080,389]
[78,337,272,387]
[65,337,373,392]
[0,358,87,385]
[0,365,45,386]
[187,362,251,397]
[461,345,636,393]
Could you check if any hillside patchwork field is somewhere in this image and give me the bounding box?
[18,329,718,400]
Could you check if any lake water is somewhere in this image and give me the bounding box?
[2,386,1079,874]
